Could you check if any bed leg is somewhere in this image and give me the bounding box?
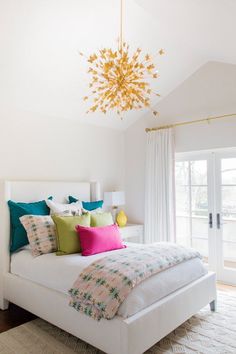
[0,298,9,310]
[210,299,216,312]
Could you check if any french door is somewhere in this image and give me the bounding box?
[175,149,236,285]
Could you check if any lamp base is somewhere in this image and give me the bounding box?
[111,206,118,223]
[116,210,127,227]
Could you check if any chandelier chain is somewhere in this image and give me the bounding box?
[120,0,124,51]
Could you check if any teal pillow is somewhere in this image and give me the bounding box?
[68,196,103,211]
[68,196,78,203]
[8,197,52,252]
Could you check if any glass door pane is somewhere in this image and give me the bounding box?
[175,161,191,248]
[176,149,236,285]
[175,158,210,263]
[221,158,236,271]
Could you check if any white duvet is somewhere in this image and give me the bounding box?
[11,242,207,318]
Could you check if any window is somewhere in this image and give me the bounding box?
[175,158,208,259]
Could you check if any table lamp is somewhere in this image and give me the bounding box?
[104,191,125,222]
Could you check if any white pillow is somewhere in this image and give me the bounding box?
[83,207,103,214]
[46,199,83,216]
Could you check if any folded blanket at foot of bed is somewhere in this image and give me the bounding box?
[69,243,201,320]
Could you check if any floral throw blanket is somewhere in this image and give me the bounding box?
[69,243,201,320]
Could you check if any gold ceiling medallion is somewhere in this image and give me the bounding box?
[80,0,164,119]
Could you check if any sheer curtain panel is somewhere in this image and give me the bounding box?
[144,128,176,243]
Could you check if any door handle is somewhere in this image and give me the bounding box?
[209,213,213,228]
[217,213,221,229]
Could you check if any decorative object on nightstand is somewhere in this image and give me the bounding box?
[119,224,144,243]
[104,191,125,222]
[116,210,127,227]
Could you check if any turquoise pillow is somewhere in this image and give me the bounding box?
[8,197,52,252]
[68,196,78,203]
[68,196,103,211]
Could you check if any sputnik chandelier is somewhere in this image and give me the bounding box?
[80,0,164,119]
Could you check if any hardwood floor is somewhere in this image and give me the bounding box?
[217,282,236,294]
[0,283,235,334]
[0,303,35,333]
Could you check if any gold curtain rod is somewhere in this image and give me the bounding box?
[145,113,236,133]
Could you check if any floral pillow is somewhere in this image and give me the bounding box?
[46,199,83,216]
[20,215,57,257]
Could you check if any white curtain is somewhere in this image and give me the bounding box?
[144,128,176,243]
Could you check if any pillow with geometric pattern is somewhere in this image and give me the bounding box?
[46,199,83,216]
[20,215,57,257]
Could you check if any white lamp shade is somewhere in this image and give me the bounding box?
[104,191,125,207]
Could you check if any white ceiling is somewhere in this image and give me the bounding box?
[145,61,236,127]
[0,0,235,130]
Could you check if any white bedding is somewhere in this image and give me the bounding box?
[11,242,207,318]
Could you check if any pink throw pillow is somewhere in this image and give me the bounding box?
[75,223,126,256]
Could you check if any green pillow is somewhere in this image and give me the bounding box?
[8,198,52,253]
[52,214,91,255]
[91,212,113,227]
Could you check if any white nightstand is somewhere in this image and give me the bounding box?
[119,224,144,243]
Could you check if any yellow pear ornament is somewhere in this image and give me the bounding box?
[116,210,127,227]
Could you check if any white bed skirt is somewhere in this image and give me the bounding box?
[10,246,208,319]
[3,272,216,354]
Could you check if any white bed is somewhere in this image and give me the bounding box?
[11,245,208,318]
[0,180,217,354]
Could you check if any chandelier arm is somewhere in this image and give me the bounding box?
[92,73,117,83]
[83,0,163,118]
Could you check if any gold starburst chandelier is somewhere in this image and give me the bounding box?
[80,0,164,119]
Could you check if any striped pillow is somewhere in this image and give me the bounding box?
[20,215,57,257]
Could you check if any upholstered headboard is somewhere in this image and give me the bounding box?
[0,180,100,308]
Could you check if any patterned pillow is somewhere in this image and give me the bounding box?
[20,215,57,257]
[46,199,83,216]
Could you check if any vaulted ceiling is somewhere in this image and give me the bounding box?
[0,0,235,130]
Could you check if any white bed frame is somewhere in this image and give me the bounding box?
[0,180,217,354]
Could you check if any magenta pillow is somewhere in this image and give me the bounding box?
[75,223,126,256]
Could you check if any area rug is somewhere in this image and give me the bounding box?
[0,292,235,354]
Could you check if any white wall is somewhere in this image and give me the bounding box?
[0,108,125,198]
[2,61,236,221]
[125,62,236,224]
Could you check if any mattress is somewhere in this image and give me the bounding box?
[11,242,207,318]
